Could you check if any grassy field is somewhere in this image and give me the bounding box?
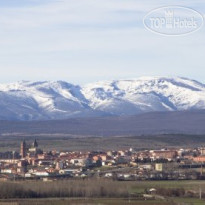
[173,198,205,205]
[0,198,172,205]
[131,180,205,193]
[1,134,205,152]
[0,197,204,205]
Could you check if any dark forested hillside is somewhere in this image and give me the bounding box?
[0,110,205,137]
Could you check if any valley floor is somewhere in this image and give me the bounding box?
[1,134,205,152]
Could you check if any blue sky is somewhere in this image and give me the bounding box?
[0,0,204,84]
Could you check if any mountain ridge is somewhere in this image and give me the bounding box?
[0,76,205,120]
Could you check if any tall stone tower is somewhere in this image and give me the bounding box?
[20,140,26,158]
[33,139,38,148]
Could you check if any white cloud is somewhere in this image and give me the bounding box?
[0,0,204,84]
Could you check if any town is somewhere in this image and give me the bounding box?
[1,140,205,182]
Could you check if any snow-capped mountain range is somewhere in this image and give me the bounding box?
[0,76,205,120]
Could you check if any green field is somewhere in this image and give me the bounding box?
[131,180,205,193]
[0,197,204,205]
[0,198,176,205]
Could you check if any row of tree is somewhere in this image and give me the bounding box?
[0,179,130,198]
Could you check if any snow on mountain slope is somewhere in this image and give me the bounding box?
[81,76,205,115]
[0,77,205,120]
[0,81,100,120]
